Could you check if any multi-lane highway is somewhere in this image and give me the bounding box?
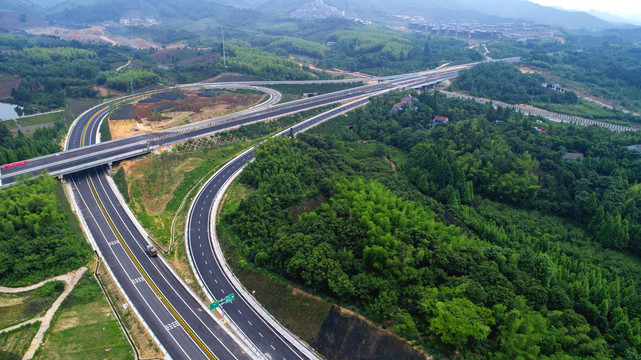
[60,70,456,360]
[186,98,372,360]
[1,59,517,359]
[65,93,264,359]
[0,66,461,187]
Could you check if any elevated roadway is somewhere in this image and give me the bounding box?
[0,63,468,187]
[0,59,518,359]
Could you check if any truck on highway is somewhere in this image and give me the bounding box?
[146,244,158,257]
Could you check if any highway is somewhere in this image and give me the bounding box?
[60,70,454,359]
[65,93,261,359]
[186,98,372,360]
[442,91,638,132]
[0,65,464,187]
[0,59,515,359]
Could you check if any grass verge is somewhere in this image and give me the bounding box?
[33,273,133,360]
[17,111,63,127]
[269,83,361,104]
[0,281,64,330]
[55,181,82,235]
[0,322,40,360]
[534,99,639,127]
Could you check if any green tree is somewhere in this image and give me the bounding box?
[428,297,495,347]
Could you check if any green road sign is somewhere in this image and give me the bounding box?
[225,293,235,303]
[209,301,220,310]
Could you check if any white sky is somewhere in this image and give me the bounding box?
[529,0,641,18]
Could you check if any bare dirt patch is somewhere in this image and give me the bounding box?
[26,26,156,49]
[312,305,430,360]
[519,66,537,74]
[109,119,153,139]
[108,91,265,139]
[53,314,80,331]
[0,293,29,308]
[93,85,116,97]
[287,196,325,219]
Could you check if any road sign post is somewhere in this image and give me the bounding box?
[224,293,235,303]
[209,301,220,310]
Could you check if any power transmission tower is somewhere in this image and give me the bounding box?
[222,30,227,68]
[128,63,134,95]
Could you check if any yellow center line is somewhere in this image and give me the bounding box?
[85,175,217,359]
[78,92,218,360]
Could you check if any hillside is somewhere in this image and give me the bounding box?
[0,0,619,30]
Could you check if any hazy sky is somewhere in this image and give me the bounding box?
[529,0,641,18]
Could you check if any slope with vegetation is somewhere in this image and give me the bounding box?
[450,61,641,126]
[487,32,641,114]
[0,176,91,286]
[222,90,641,359]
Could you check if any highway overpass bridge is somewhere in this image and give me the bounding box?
[0,65,466,187]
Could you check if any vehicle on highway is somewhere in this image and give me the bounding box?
[146,244,158,257]
[1,160,28,170]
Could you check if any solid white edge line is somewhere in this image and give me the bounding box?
[64,176,171,360]
[96,169,252,360]
[190,97,381,360]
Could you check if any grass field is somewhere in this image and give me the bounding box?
[33,273,132,360]
[0,322,40,360]
[269,83,360,104]
[17,111,63,127]
[0,281,65,330]
[2,119,18,130]
[126,139,256,246]
[218,182,332,344]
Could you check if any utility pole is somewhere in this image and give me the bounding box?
[128,62,134,95]
[530,88,534,106]
[222,29,227,68]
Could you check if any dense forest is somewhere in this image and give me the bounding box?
[317,28,483,75]
[0,176,90,286]
[0,120,64,164]
[0,33,135,107]
[222,90,641,359]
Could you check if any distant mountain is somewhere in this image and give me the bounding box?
[0,0,47,18]
[0,0,622,31]
[460,0,615,30]
[587,10,641,26]
[254,0,617,30]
